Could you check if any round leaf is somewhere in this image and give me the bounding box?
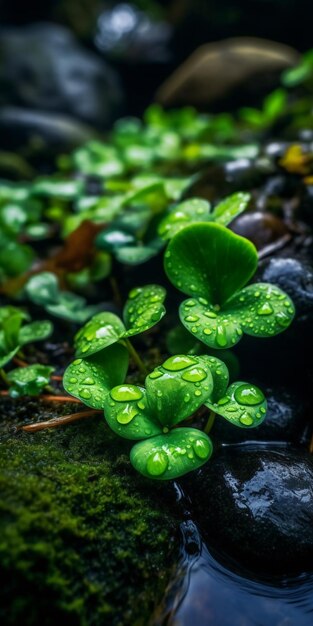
[225,283,295,337]
[211,192,250,227]
[180,298,243,350]
[63,344,129,409]
[130,428,213,480]
[8,364,54,398]
[25,272,60,306]
[158,198,211,240]
[145,355,214,428]
[74,312,126,358]
[103,385,162,440]
[164,223,258,305]
[18,320,53,346]
[206,381,267,428]
[123,284,166,335]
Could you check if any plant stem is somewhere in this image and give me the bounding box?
[204,410,216,434]
[13,357,28,368]
[20,410,101,432]
[0,368,9,385]
[124,338,148,376]
[40,395,82,403]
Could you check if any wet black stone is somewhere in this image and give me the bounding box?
[262,257,313,322]
[185,447,313,575]
[0,23,123,128]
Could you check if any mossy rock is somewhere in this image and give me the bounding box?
[0,403,179,626]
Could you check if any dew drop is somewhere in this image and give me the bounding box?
[85,377,95,385]
[116,405,138,424]
[146,451,168,476]
[216,325,227,347]
[239,412,254,426]
[193,438,211,459]
[80,389,91,400]
[185,315,199,323]
[163,355,197,371]
[110,385,143,402]
[182,367,207,383]
[218,396,229,406]
[257,302,274,316]
[203,328,212,335]
[204,311,217,319]
[73,359,82,365]
[149,370,163,379]
[69,377,77,384]
[234,384,265,406]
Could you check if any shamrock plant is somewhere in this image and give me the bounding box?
[7,364,54,399]
[73,284,166,364]
[164,222,295,350]
[64,353,267,480]
[0,306,53,368]
[25,272,104,324]
[158,192,250,240]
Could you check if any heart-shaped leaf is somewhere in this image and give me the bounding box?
[25,272,60,305]
[63,344,129,409]
[74,312,126,358]
[18,320,53,346]
[179,298,243,350]
[145,355,214,428]
[103,385,162,440]
[7,364,54,398]
[206,381,267,428]
[130,427,213,480]
[164,223,258,305]
[123,284,166,335]
[211,192,250,226]
[158,198,211,240]
[225,283,295,337]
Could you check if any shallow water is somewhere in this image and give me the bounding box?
[161,522,313,626]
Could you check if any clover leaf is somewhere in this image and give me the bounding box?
[7,364,54,398]
[165,223,295,349]
[25,272,102,323]
[205,381,267,429]
[74,284,166,358]
[0,306,53,368]
[63,343,129,409]
[103,354,216,479]
[158,193,250,240]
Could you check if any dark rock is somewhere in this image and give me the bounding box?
[0,106,95,157]
[231,211,290,251]
[156,38,299,109]
[184,447,313,575]
[262,257,313,323]
[0,408,178,626]
[0,23,123,128]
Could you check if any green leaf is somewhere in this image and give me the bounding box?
[211,192,250,227]
[179,298,243,350]
[0,344,19,368]
[31,178,84,199]
[63,344,129,409]
[115,239,164,265]
[166,324,202,356]
[0,240,35,277]
[2,312,24,350]
[104,385,162,440]
[145,355,214,428]
[74,312,126,358]
[26,272,60,305]
[165,223,258,305]
[263,89,286,121]
[18,320,53,346]
[7,364,54,398]
[201,355,229,403]
[206,381,267,428]
[225,283,295,337]
[95,228,136,252]
[158,198,211,240]
[130,428,213,480]
[123,285,166,335]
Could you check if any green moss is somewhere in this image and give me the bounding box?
[0,409,178,626]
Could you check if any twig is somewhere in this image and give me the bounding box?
[20,410,101,432]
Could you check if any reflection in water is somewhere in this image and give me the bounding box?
[170,541,313,626]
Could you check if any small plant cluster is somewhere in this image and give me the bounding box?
[0,48,308,476]
[60,216,294,480]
